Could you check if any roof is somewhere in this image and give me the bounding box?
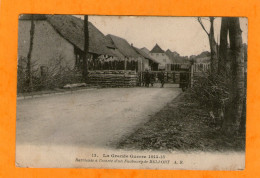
[105,36,125,59]
[166,49,180,57]
[194,56,210,63]
[20,14,115,56]
[140,47,150,54]
[192,51,211,63]
[165,50,190,64]
[141,47,171,65]
[140,47,150,53]
[150,44,165,53]
[133,47,158,64]
[19,14,47,20]
[107,34,140,58]
[166,49,172,53]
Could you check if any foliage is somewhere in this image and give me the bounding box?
[189,71,230,112]
[117,93,245,151]
[17,56,38,92]
[17,55,83,93]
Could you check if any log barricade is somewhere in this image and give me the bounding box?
[88,70,138,87]
[137,71,191,84]
[138,71,183,84]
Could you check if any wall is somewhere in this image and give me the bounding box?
[18,20,76,74]
[149,52,172,70]
[144,58,150,70]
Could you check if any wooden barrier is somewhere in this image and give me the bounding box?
[88,70,138,87]
[138,71,190,84]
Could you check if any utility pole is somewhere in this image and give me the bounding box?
[82,15,89,83]
[27,15,35,92]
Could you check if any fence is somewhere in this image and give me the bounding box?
[88,70,138,87]
[138,71,191,86]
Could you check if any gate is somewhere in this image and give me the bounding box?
[164,71,191,84]
[138,70,191,90]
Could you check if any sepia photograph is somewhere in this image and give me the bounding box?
[15,14,247,170]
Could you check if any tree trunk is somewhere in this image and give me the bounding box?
[240,44,247,132]
[82,15,89,82]
[222,17,245,134]
[197,17,217,74]
[218,17,230,128]
[218,17,229,75]
[197,17,218,75]
[26,15,35,92]
[209,17,218,75]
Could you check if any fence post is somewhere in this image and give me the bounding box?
[191,64,194,87]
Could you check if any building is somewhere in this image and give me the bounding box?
[105,34,158,72]
[190,51,211,73]
[165,49,190,71]
[105,34,141,71]
[141,44,173,70]
[132,47,159,71]
[18,14,118,76]
[149,44,173,70]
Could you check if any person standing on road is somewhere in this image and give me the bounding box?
[150,71,155,87]
[141,72,145,86]
[144,69,150,87]
[158,71,165,88]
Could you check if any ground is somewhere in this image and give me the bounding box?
[117,92,246,152]
[16,84,181,148]
[15,84,245,168]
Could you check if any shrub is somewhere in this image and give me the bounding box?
[189,71,230,116]
[17,55,83,93]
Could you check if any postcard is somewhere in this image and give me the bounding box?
[16,15,247,170]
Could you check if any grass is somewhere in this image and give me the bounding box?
[17,85,99,97]
[117,92,245,152]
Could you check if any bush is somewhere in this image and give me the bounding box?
[17,56,39,93]
[189,71,230,115]
[17,55,84,93]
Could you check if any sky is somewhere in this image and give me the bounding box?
[76,16,248,57]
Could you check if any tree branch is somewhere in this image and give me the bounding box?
[200,17,210,21]
[197,17,209,36]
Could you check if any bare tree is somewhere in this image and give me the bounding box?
[221,17,245,134]
[26,15,35,92]
[82,15,89,82]
[197,17,218,75]
[218,17,229,74]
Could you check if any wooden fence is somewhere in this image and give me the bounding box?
[138,71,191,85]
[88,70,138,87]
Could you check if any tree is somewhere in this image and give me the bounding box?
[218,17,229,75]
[82,15,89,82]
[26,15,35,92]
[221,17,245,134]
[197,17,218,75]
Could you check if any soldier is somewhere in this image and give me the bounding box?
[150,71,155,87]
[158,71,165,88]
[144,69,150,87]
[141,72,145,86]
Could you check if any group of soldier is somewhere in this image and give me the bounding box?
[142,70,165,88]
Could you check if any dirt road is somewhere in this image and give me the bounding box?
[16,84,181,167]
[16,84,180,147]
